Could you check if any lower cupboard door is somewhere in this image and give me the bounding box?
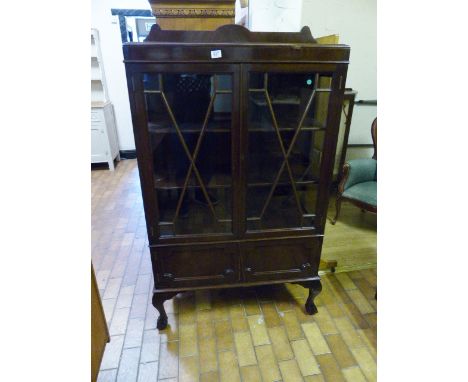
[240,237,322,282]
[152,243,239,288]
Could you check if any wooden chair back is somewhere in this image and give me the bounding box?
[371,117,377,159]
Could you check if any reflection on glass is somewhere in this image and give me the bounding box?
[143,73,233,237]
[246,72,332,231]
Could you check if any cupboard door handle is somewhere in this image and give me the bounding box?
[224,268,234,277]
[245,267,253,273]
[163,273,174,280]
[301,263,311,271]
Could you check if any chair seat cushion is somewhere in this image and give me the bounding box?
[345,158,377,189]
[342,181,377,207]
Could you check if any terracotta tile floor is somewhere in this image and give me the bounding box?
[92,160,377,382]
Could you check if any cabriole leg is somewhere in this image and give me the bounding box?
[302,279,322,315]
[331,196,342,225]
[152,292,177,330]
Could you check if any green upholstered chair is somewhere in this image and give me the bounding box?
[331,117,377,224]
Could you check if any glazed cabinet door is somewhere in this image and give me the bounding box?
[241,64,344,235]
[129,64,240,242]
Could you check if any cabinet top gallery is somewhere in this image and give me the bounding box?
[123,24,350,64]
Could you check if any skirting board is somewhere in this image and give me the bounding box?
[119,150,137,159]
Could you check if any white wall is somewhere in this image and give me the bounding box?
[92,0,376,150]
[249,0,377,146]
[91,0,152,151]
[301,0,377,145]
[249,0,303,32]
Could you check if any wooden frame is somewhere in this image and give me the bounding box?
[335,89,357,183]
[91,264,109,381]
[124,24,350,329]
[332,117,377,225]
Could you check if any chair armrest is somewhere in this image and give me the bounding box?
[338,158,377,193]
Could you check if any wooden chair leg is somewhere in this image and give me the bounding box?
[319,259,337,273]
[331,196,342,225]
[328,260,337,273]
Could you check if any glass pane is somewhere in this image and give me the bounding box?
[246,71,332,231]
[143,72,233,237]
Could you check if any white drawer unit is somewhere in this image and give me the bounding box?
[91,110,102,122]
[91,102,120,170]
[91,28,120,170]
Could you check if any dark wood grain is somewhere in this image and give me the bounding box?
[91,264,110,381]
[336,89,357,184]
[371,117,377,159]
[123,25,350,328]
[144,24,317,44]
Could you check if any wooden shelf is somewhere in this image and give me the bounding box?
[91,29,108,103]
[154,173,230,190]
[91,29,118,170]
[153,171,318,190]
[148,120,230,134]
[147,121,325,134]
[250,94,300,106]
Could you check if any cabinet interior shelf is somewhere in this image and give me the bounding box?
[153,176,318,190]
[157,212,316,227]
[148,122,326,134]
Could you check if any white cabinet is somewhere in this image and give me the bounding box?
[91,102,120,170]
[91,28,119,170]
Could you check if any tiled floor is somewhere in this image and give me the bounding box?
[92,159,377,382]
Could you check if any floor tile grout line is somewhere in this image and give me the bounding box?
[134,254,159,370]
[226,294,252,382]
[253,293,279,382]
[99,367,119,372]
[93,162,375,382]
[109,236,144,380]
[102,221,145,379]
[194,301,203,382]
[257,292,274,347]
[213,311,223,381]
[109,228,145,329]
[325,313,376,363]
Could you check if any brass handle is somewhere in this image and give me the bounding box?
[224,268,234,277]
[301,263,311,271]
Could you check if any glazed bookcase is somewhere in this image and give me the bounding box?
[124,24,350,329]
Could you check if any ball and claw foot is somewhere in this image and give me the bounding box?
[303,279,322,316]
[152,292,177,331]
[157,314,168,330]
[305,297,318,315]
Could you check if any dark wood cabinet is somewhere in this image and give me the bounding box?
[124,24,349,329]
